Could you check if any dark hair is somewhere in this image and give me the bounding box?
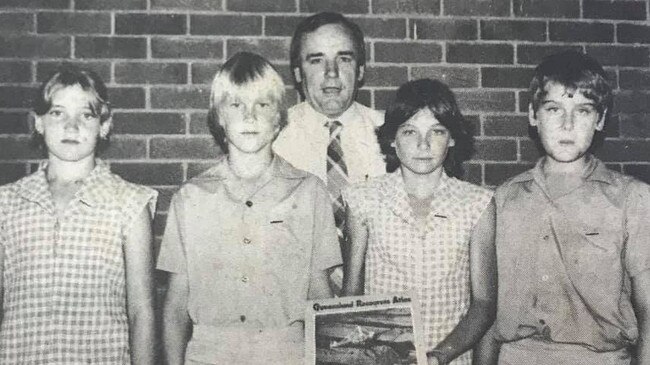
[530,50,612,118]
[32,64,112,151]
[289,12,366,97]
[379,79,473,178]
[207,52,287,153]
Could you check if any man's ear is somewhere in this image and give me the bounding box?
[357,65,365,82]
[595,108,607,131]
[528,103,538,127]
[293,67,302,83]
[448,137,455,148]
[33,113,44,135]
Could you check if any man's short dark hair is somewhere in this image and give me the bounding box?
[289,12,366,97]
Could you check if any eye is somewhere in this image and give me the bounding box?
[576,106,595,115]
[400,129,417,136]
[82,112,97,120]
[258,102,269,108]
[230,102,241,108]
[432,129,448,136]
[339,56,354,63]
[308,58,323,65]
[49,110,63,118]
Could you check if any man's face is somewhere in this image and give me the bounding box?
[530,82,605,165]
[294,23,363,119]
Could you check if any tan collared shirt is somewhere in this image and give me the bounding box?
[494,155,650,351]
[273,101,386,183]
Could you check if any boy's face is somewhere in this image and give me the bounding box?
[35,84,110,163]
[530,82,605,165]
[218,86,281,154]
[294,23,363,119]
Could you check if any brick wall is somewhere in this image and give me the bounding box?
[1,0,649,243]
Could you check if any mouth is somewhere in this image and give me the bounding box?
[240,131,259,135]
[558,139,575,145]
[61,139,80,144]
[321,86,342,95]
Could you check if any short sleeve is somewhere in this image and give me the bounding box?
[341,184,368,225]
[156,192,188,274]
[310,179,342,272]
[120,184,158,236]
[624,181,650,277]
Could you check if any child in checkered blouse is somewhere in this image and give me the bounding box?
[0,65,157,364]
[342,79,497,365]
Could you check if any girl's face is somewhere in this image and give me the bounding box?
[394,108,455,176]
[35,84,110,163]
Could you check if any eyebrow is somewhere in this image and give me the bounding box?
[305,51,355,60]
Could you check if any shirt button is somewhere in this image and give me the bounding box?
[243,238,251,245]
[241,276,249,283]
[246,200,253,207]
[541,275,549,281]
[543,235,549,240]
[240,315,246,322]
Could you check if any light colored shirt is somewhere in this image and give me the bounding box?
[156,155,341,364]
[0,161,157,365]
[273,101,386,184]
[343,171,493,364]
[494,155,650,351]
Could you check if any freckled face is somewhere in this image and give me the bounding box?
[530,82,605,164]
[295,23,363,119]
[394,108,455,176]
[35,84,109,163]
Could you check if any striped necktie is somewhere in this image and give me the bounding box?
[326,120,348,243]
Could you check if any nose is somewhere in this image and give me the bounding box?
[243,106,256,123]
[417,134,430,150]
[64,115,81,131]
[561,111,575,131]
[325,59,339,78]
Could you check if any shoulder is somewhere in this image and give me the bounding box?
[354,102,384,127]
[0,175,29,210]
[452,177,493,201]
[106,171,156,200]
[343,173,388,203]
[493,168,534,204]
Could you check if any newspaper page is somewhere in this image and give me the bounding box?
[305,293,427,365]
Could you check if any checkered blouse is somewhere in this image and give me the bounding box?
[343,171,492,365]
[0,161,157,364]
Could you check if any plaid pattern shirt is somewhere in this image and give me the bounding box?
[0,161,157,364]
[343,171,492,365]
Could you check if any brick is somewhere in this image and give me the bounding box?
[191,63,221,85]
[116,14,186,35]
[448,43,513,64]
[150,136,220,159]
[265,16,307,37]
[373,88,397,111]
[618,24,650,44]
[484,115,530,137]
[75,37,146,59]
[151,86,209,109]
[520,138,542,162]
[152,37,223,59]
[0,112,29,134]
[0,12,34,34]
[0,61,31,83]
[619,70,650,90]
[516,44,582,65]
[373,0,439,14]
[112,112,186,134]
[456,90,516,112]
[485,163,533,186]
[189,111,209,134]
[301,0,368,13]
[0,0,68,9]
[412,19,476,40]
[111,163,183,185]
[353,17,407,39]
[37,61,111,82]
[596,140,650,162]
[584,0,647,21]
[603,114,619,138]
[151,0,222,10]
[473,138,518,161]
[549,22,613,43]
[623,164,650,184]
[465,114,480,136]
[99,137,146,159]
[445,0,509,16]
[586,46,650,67]
[187,162,219,179]
[619,113,650,138]
[0,136,41,159]
[226,39,289,62]
[108,87,146,109]
[0,35,70,58]
[519,90,531,112]
[0,163,27,185]
[461,162,482,185]
[411,66,479,88]
[115,62,187,84]
[38,12,110,34]
[76,0,146,10]
[0,86,36,108]
[481,20,545,42]
[513,0,579,18]
[363,66,408,87]
[227,0,296,12]
[375,42,442,63]
[482,67,535,88]
[191,15,261,36]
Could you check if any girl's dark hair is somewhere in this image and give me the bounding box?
[32,64,112,151]
[379,78,473,178]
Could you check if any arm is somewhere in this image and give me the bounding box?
[429,200,497,365]
[124,206,156,365]
[473,325,501,365]
[633,271,650,365]
[162,272,192,365]
[341,203,369,296]
[308,181,340,300]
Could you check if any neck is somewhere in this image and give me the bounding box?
[227,147,274,180]
[542,155,590,176]
[400,166,445,199]
[46,155,96,184]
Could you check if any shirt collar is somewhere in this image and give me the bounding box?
[512,155,615,185]
[198,154,310,182]
[302,101,362,129]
